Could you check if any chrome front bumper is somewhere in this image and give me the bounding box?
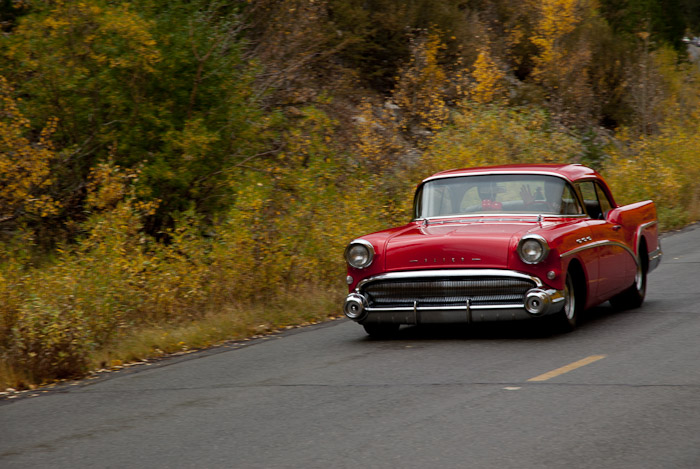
[344,269,565,324]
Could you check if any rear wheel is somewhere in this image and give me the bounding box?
[610,262,647,310]
[362,323,400,339]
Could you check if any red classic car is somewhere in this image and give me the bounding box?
[343,164,662,336]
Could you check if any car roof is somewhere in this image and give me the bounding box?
[422,164,598,184]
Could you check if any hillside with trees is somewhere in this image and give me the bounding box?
[2,0,700,388]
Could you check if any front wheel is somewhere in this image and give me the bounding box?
[552,272,581,332]
[362,323,400,339]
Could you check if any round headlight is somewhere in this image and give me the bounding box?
[518,236,549,264]
[345,240,374,269]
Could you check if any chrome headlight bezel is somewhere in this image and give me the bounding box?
[518,235,550,265]
[344,239,375,269]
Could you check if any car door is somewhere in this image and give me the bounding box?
[576,180,635,299]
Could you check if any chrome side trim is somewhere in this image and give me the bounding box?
[559,221,660,271]
[639,220,658,228]
[636,219,659,255]
[636,220,662,272]
[649,247,663,272]
[560,240,639,266]
[366,304,525,312]
[355,269,544,292]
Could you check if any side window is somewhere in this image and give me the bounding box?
[576,181,603,219]
[595,183,613,216]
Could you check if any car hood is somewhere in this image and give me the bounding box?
[383,220,534,271]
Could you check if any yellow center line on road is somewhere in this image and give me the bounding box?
[527,355,607,382]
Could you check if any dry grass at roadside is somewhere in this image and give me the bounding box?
[91,286,343,369]
[1,286,343,390]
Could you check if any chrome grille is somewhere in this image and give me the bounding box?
[363,277,535,308]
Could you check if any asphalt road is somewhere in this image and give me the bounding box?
[2,224,700,468]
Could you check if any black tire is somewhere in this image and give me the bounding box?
[552,272,581,332]
[609,262,647,310]
[362,323,400,338]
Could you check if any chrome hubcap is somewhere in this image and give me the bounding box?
[635,265,644,291]
[564,276,575,320]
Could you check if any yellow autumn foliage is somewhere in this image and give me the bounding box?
[354,99,404,173]
[603,123,700,229]
[0,76,60,222]
[530,0,581,72]
[470,48,506,104]
[0,163,210,381]
[419,103,582,175]
[5,1,161,74]
[225,105,390,293]
[393,33,450,132]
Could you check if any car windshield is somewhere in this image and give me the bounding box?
[416,174,583,218]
